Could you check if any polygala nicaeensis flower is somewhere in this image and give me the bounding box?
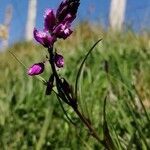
[44,9,56,32]
[33,28,56,47]
[53,22,72,39]
[33,0,79,47]
[56,0,80,23]
[54,53,64,68]
[27,63,45,76]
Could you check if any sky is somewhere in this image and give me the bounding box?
[0,0,150,45]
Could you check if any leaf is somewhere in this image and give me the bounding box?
[103,95,116,150]
[75,39,102,98]
[62,78,72,94]
[127,130,136,150]
[56,94,76,126]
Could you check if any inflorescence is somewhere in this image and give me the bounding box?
[28,0,80,75]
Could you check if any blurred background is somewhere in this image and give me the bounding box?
[0,0,150,149]
[0,0,150,49]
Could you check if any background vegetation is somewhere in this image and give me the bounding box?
[0,23,150,149]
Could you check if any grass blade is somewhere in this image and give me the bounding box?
[103,95,116,150]
[75,39,102,99]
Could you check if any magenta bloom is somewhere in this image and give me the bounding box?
[33,28,56,47]
[53,22,72,39]
[56,0,80,23]
[33,0,80,46]
[63,13,76,23]
[27,63,45,76]
[54,53,64,68]
[44,9,56,32]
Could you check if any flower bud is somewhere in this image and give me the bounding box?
[27,63,45,76]
[44,9,56,32]
[54,53,64,68]
[56,0,80,23]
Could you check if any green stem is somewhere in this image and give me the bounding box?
[74,108,105,147]
[48,47,106,148]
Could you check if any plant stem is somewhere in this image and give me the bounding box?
[48,46,105,148]
[74,108,104,144]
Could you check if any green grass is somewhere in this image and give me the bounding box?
[0,23,150,149]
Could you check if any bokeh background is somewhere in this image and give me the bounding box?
[0,0,150,149]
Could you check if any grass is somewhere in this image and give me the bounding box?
[0,23,150,149]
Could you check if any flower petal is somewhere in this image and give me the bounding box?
[54,53,64,68]
[27,63,45,76]
[63,13,76,23]
[44,9,56,32]
[33,28,56,47]
[53,23,72,39]
[56,0,80,23]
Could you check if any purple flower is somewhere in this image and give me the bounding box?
[54,53,64,68]
[53,22,72,39]
[56,0,68,21]
[33,0,80,46]
[44,9,56,32]
[56,0,80,23]
[33,28,56,47]
[63,13,76,23]
[27,63,45,76]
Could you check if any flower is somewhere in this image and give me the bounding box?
[53,22,72,39]
[54,53,64,68]
[27,63,45,76]
[33,28,56,47]
[56,0,68,22]
[33,0,80,46]
[44,9,56,32]
[63,13,76,23]
[56,0,80,23]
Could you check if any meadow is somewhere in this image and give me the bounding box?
[0,23,150,149]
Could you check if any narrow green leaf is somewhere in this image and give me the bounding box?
[75,39,102,98]
[127,130,136,150]
[103,95,116,150]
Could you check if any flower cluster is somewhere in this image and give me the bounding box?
[34,0,80,48]
[28,0,80,76]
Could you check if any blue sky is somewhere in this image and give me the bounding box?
[0,0,150,45]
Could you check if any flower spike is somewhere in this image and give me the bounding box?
[56,0,80,23]
[44,9,56,32]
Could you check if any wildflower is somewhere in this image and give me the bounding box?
[45,74,54,95]
[54,53,64,68]
[34,0,79,47]
[56,0,80,23]
[53,22,72,39]
[27,62,45,76]
[44,9,56,32]
[33,28,56,47]
[63,13,76,23]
